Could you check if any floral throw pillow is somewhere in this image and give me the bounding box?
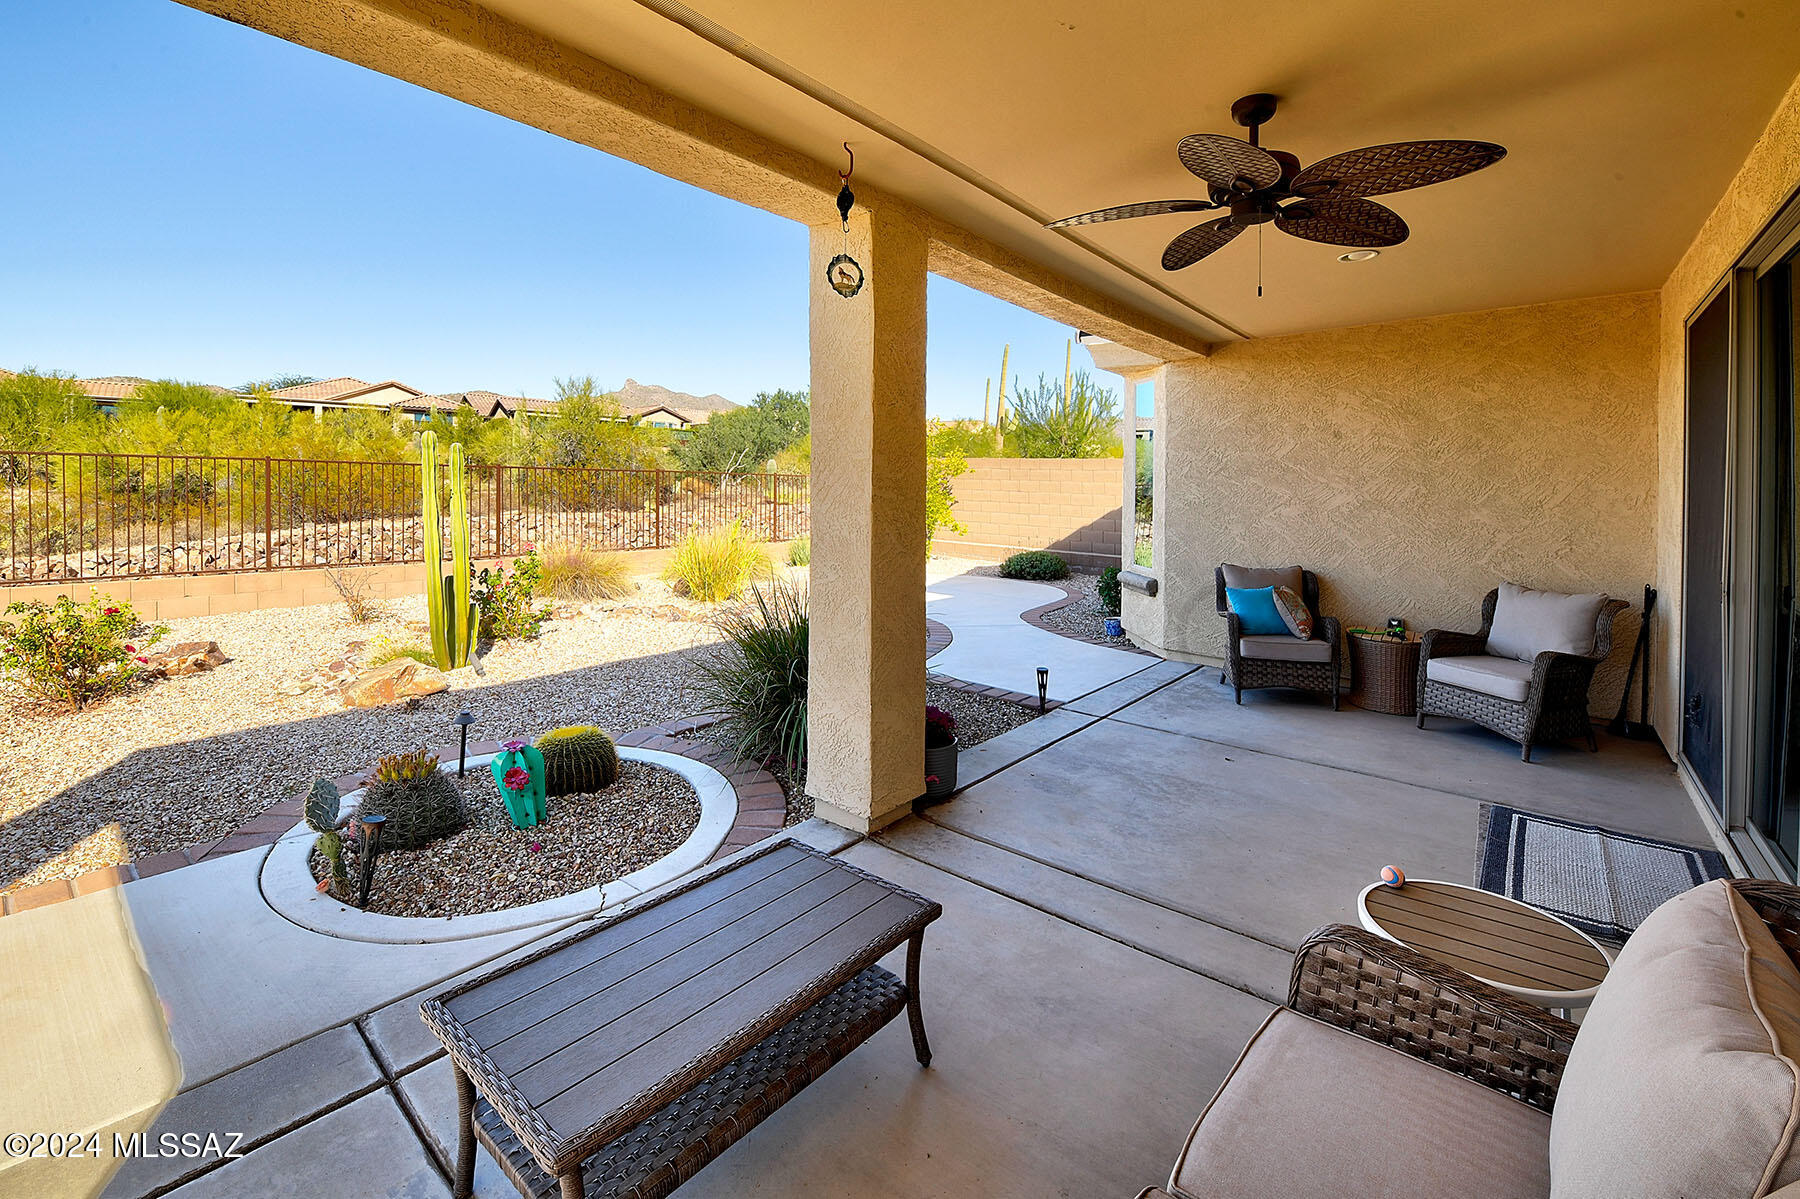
[1272,585,1313,639]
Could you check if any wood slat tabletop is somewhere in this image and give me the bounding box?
[1362,881,1608,992]
[422,840,939,1170]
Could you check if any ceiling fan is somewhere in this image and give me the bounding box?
[1047,93,1506,271]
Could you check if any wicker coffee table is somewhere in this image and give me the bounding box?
[420,841,940,1199]
[1356,878,1611,1011]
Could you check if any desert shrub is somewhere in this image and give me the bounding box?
[359,750,464,850]
[367,636,434,667]
[999,550,1070,581]
[475,549,553,640]
[536,726,621,795]
[1008,371,1123,458]
[786,536,811,567]
[538,543,635,601]
[1097,566,1122,616]
[663,520,771,603]
[327,568,388,623]
[0,592,168,710]
[695,581,808,769]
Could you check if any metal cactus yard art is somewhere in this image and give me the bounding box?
[492,740,548,829]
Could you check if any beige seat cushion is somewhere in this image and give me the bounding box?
[1221,563,1303,594]
[1427,653,1535,702]
[1169,1009,1550,1199]
[1239,634,1332,663]
[1487,582,1607,662]
[1549,881,1800,1198]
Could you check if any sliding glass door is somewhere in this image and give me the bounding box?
[1755,249,1800,871]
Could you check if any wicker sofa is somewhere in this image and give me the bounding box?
[1134,878,1800,1199]
[1214,564,1342,709]
[1416,586,1627,761]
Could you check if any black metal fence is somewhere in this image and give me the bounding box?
[0,450,809,583]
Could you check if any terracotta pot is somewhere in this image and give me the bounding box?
[924,739,959,801]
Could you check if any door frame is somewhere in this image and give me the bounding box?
[1691,187,1800,881]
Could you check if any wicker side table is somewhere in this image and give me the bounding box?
[1347,632,1421,715]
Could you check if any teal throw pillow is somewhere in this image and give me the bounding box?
[1225,585,1289,636]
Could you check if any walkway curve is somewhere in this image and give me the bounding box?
[925,574,1157,702]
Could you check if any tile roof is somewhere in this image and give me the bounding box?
[267,377,422,403]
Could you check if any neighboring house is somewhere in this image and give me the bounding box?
[74,375,240,415]
[403,390,555,420]
[611,378,739,428]
[265,377,424,415]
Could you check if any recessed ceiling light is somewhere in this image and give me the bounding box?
[1338,250,1381,263]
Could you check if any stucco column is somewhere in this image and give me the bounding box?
[806,206,928,833]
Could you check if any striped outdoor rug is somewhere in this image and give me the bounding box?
[1475,804,1730,942]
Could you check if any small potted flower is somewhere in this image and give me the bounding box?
[924,705,958,803]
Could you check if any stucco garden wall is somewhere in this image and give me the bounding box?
[1130,290,1658,716]
[1653,69,1800,742]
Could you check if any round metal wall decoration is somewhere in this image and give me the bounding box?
[826,142,864,299]
[826,252,864,297]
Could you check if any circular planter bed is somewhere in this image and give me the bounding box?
[311,760,700,918]
[261,748,738,943]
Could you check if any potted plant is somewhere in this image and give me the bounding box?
[924,705,958,802]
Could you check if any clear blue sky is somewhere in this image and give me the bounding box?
[0,1,1095,418]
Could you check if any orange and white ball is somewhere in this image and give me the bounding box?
[1379,864,1406,888]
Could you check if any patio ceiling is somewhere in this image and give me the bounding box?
[477,0,1800,341]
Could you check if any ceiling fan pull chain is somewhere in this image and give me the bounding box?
[1257,224,1264,298]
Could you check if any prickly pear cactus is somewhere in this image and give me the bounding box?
[317,828,350,892]
[536,726,621,796]
[491,741,547,829]
[304,778,341,833]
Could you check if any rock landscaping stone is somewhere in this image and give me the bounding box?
[341,659,449,707]
[144,640,229,677]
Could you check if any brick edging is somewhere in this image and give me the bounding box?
[0,720,786,916]
[1021,580,1158,657]
[927,670,1062,712]
[925,618,953,658]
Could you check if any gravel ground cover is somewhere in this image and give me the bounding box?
[0,583,733,893]
[1030,571,1127,644]
[311,760,699,918]
[0,556,1027,894]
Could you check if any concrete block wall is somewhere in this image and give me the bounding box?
[931,457,1123,570]
[0,541,806,620]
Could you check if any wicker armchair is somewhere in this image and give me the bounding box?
[1286,924,1576,1112]
[1214,566,1343,709]
[1416,589,1627,762]
[1133,881,1800,1199]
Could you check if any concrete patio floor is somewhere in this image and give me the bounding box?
[46,660,1709,1199]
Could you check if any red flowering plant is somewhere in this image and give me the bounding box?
[925,705,957,749]
[0,591,168,710]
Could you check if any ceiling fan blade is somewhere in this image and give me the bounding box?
[1274,198,1408,248]
[1177,134,1283,193]
[1162,218,1242,270]
[1046,199,1217,230]
[1291,140,1506,199]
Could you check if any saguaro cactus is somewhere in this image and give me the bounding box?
[421,430,476,670]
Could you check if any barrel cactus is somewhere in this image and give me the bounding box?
[358,750,465,850]
[536,726,621,796]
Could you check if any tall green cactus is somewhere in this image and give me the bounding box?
[421,430,477,669]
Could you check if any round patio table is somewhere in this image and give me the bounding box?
[1356,878,1612,1011]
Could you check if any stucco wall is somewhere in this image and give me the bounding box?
[1654,70,1800,741]
[930,457,1123,570]
[1136,291,1658,715]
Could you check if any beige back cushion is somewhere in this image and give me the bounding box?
[1486,582,1607,662]
[1221,564,1303,594]
[1549,881,1800,1198]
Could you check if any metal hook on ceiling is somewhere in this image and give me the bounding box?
[839,141,854,183]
